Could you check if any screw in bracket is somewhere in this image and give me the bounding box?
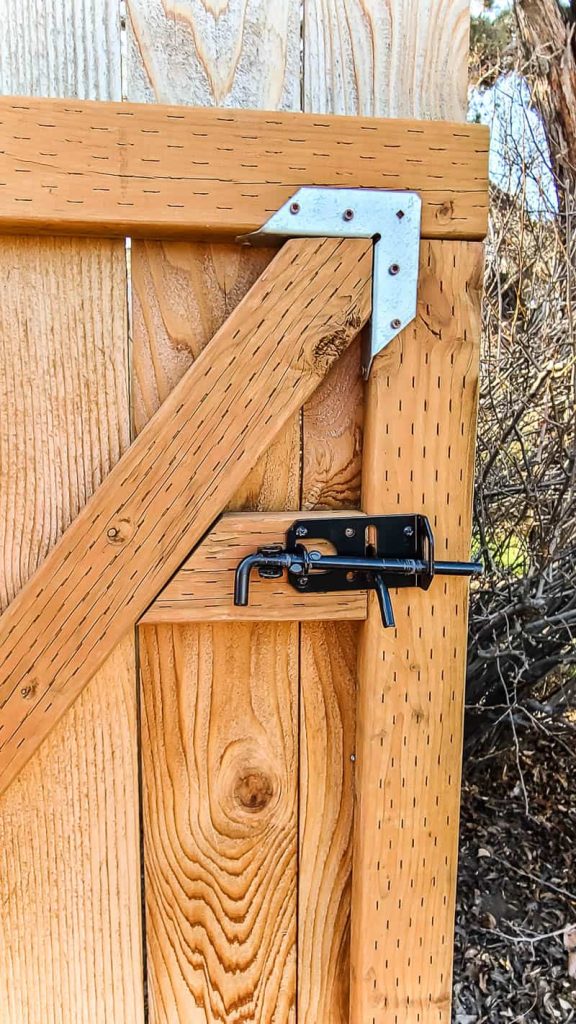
[295,526,308,537]
[403,526,414,537]
[290,201,301,215]
[390,318,402,330]
[388,263,400,276]
[345,527,356,538]
[342,208,355,221]
[297,576,309,587]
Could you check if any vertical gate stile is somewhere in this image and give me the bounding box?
[347,5,481,1023]
[0,2,144,1022]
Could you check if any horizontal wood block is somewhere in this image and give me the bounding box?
[0,236,372,795]
[0,96,489,240]
[142,511,369,623]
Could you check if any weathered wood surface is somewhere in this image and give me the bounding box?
[0,0,122,100]
[0,96,489,240]
[126,2,304,1018]
[303,0,471,121]
[0,235,371,796]
[125,0,301,108]
[352,240,483,1022]
[0,4,144,1020]
[142,512,368,623]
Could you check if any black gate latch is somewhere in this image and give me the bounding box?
[234,515,482,628]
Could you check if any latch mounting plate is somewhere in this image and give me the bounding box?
[285,514,433,593]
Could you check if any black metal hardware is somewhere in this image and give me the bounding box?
[233,515,482,628]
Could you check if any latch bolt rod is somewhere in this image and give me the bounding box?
[234,546,481,627]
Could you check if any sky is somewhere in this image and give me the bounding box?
[469,75,557,215]
[470,0,511,15]
[468,2,558,215]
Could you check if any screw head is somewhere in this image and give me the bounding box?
[396,209,405,219]
[295,525,307,537]
[391,318,402,330]
[342,208,354,221]
[345,527,356,538]
[404,525,414,537]
[389,263,400,275]
[107,526,119,539]
[297,576,309,587]
[290,201,301,215]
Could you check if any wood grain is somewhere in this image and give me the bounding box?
[0,235,372,795]
[142,511,368,624]
[0,237,130,607]
[0,96,489,241]
[140,621,298,1023]
[294,7,366,1020]
[0,5,144,1019]
[126,5,304,1020]
[129,239,299,514]
[125,0,301,109]
[351,240,483,1023]
[0,638,142,1023]
[298,621,358,1022]
[303,0,471,121]
[0,0,122,100]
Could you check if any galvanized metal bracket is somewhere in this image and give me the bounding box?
[240,187,422,377]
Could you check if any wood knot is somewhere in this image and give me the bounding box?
[436,199,454,222]
[313,314,361,373]
[234,770,274,813]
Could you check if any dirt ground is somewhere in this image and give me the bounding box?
[453,726,576,1022]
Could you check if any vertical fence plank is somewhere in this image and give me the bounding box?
[330,4,478,1022]
[125,2,302,1019]
[0,4,144,1021]
[296,9,366,1021]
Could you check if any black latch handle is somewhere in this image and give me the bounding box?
[374,574,396,628]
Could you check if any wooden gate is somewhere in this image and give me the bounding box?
[0,3,488,1022]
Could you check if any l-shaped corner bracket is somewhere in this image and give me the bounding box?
[241,187,422,376]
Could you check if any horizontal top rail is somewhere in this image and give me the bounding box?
[0,96,489,241]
